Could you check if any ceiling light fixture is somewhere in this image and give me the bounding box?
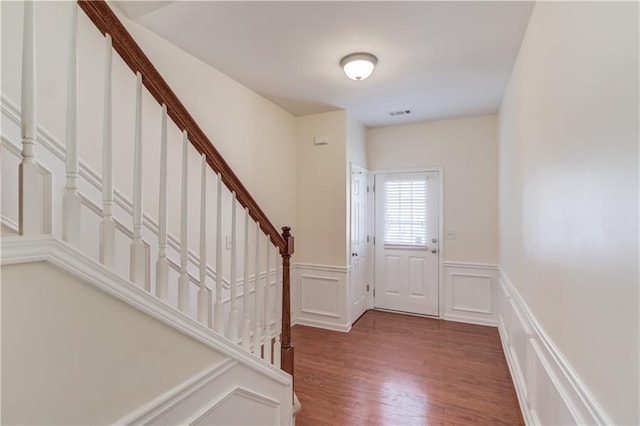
[340,52,377,81]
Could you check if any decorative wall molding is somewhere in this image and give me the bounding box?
[291,263,351,333]
[1,236,292,389]
[189,386,281,425]
[1,214,18,233]
[443,261,499,270]
[498,268,613,425]
[300,275,340,318]
[291,261,500,332]
[115,357,289,426]
[291,262,350,273]
[442,262,498,326]
[115,359,237,425]
[450,273,492,314]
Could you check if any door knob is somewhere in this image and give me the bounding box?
[352,253,358,257]
[431,248,437,254]
[432,238,438,243]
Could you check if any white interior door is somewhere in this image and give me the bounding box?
[374,171,439,316]
[350,164,368,323]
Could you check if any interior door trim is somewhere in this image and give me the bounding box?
[350,161,369,322]
[371,167,444,317]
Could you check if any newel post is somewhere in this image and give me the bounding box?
[280,226,294,379]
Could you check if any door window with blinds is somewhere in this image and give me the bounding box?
[383,173,429,247]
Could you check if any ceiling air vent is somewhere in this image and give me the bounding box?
[389,109,411,117]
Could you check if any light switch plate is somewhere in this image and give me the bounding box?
[446,230,457,240]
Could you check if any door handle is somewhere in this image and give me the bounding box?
[431,248,437,254]
[352,253,358,257]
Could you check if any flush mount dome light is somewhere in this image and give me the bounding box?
[340,52,377,81]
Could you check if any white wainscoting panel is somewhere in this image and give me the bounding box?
[291,263,351,332]
[443,262,498,326]
[300,275,340,318]
[192,387,280,425]
[498,268,613,425]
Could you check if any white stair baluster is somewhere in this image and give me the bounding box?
[155,104,169,301]
[130,72,147,290]
[63,3,81,245]
[241,208,252,349]
[197,154,212,326]
[178,130,189,312]
[274,252,282,368]
[253,224,263,357]
[228,192,239,341]
[99,34,115,267]
[264,241,272,363]
[214,173,224,334]
[19,0,41,236]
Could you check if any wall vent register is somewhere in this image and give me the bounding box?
[389,109,412,117]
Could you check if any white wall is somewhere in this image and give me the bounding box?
[498,2,639,424]
[367,115,499,264]
[295,110,347,267]
[346,112,367,169]
[1,261,225,425]
[117,5,298,233]
[292,111,353,331]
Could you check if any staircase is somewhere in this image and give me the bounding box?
[1,1,296,424]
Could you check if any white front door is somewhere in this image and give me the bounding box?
[374,171,439,316]
[350,164,368,323]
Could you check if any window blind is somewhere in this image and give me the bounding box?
[383,175,428,246]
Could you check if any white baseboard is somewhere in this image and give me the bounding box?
[443,313,497,327]
[292,317,352,333]
[498,268,613,425]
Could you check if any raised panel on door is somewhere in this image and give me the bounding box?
[409,256,425,297]
[374,171,439,316]
[384,255,401,295]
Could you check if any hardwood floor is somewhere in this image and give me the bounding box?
[292,310,523,426]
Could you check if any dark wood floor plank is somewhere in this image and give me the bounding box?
[293,310,523,426]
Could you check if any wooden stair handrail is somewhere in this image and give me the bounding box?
[78,0,286,252]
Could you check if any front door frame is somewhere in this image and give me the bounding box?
[371,167,444,317]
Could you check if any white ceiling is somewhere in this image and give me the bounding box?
[117,1,534,127]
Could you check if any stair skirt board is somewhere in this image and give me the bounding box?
[116,359,289,426]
